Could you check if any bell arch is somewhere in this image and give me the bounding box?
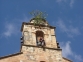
[36,30,44,42]
[33,29,46,35]
[36,31,44,38]
[36,30,45,46]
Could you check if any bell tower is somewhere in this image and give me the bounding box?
[21,18,59,48]
[20,18,62,62]
[19,9,72,62]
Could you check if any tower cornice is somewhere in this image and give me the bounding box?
[21,22,56,32]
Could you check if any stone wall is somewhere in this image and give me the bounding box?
[21,45,63,62]
[0,46,71,62]
[0,54,24,62]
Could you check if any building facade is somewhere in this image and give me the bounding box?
[0,18,72,62]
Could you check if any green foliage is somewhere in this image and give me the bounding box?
[30,10,47,25]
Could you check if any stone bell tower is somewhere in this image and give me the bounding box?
[18,10,72,62]
[20,18,65,62]
[21,18,58,48]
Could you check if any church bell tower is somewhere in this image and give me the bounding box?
[20,18,63,62]
[21,18,58,48]
[19,10,72,62]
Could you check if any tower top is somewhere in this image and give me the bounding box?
[29,18,49,26]
[30,10,47,19]
[21,18,55,32]
[30,10,48,25]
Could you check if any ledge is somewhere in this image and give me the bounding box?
[23,44,62,51]
[63,57,73,62]
[0,52,23,59]
[21,22,56,31]
[51,35,56,36]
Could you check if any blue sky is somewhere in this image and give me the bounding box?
[0,0,83,62]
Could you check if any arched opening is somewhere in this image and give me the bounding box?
[36,31,45,46]
[36,31,44,39]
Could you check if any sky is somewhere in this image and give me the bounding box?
[0,0,83,62]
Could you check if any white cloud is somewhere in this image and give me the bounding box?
[74,55,83,62]
[60,41,73,57]
[60,41,83,62]
[56,0,74,7]
[56,19,80,37]
[56,19,68,32]
[1,15,30,38]
[3,23,17,37]
[70,0,74,7]
[2,16,30,38]
[56,0,67,3]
